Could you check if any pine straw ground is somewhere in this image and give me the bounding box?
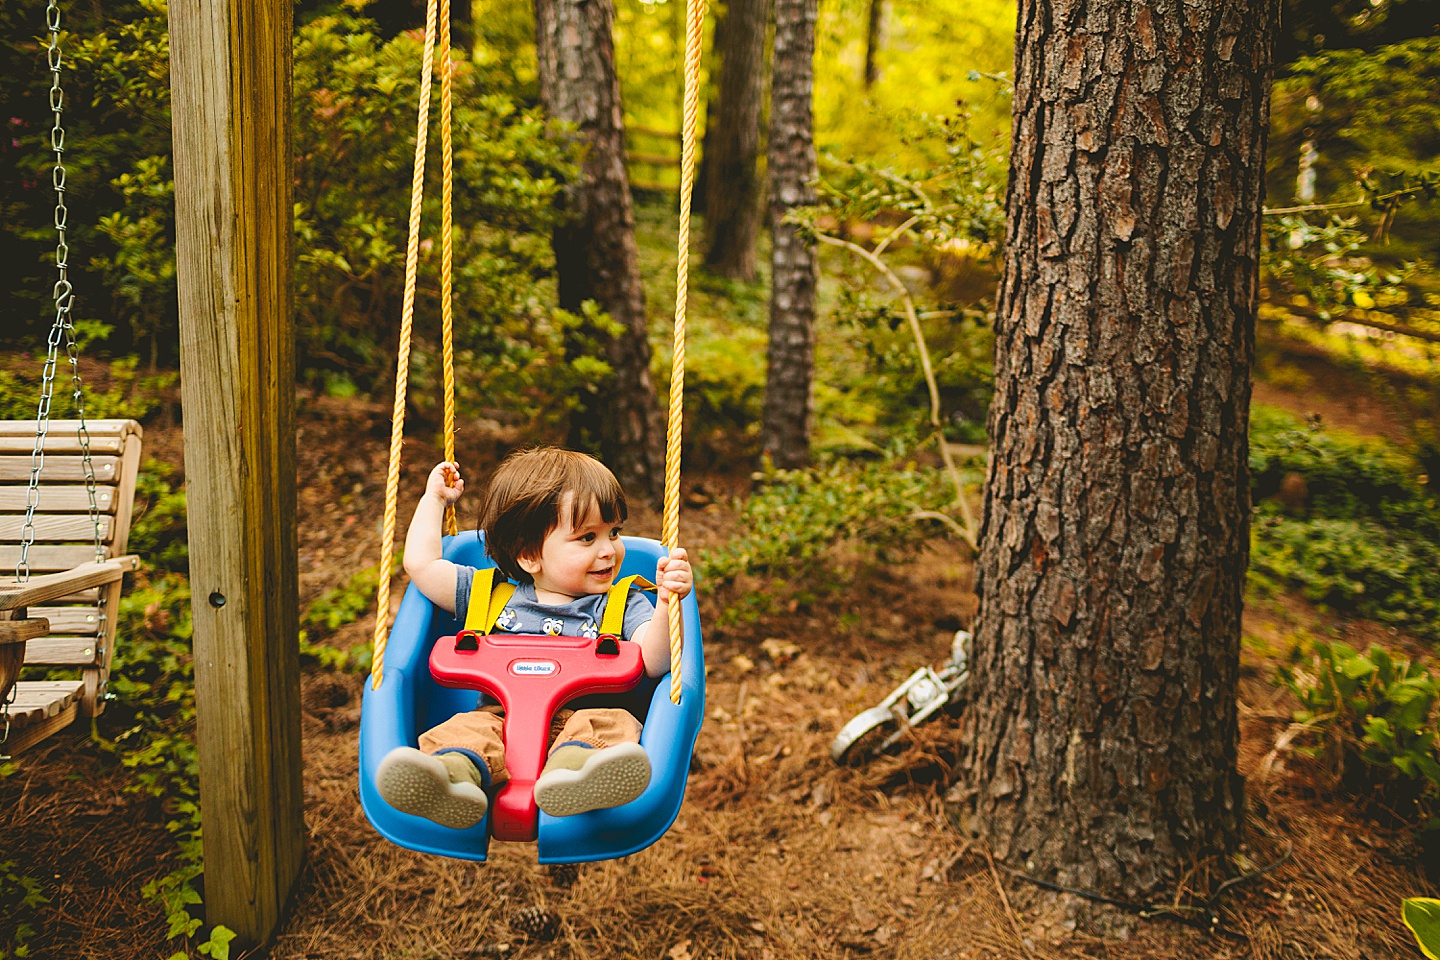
[2,397,1433,960]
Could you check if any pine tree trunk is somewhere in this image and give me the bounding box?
[703,0,770,281]
[761,0,817,469]
[863,0,884,89]
[535,0,663,497]
[958,0,1279,899]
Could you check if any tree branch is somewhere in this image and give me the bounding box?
[814,227,978,550]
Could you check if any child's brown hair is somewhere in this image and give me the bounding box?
[478,447,628,583]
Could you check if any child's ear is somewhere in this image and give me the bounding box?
[517,552,542,576]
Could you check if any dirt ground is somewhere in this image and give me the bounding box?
[2,364,1436,960]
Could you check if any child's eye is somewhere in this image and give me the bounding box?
[580,532,596,543]
[609,527,621,539]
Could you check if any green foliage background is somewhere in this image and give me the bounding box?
[2,1,589,428]
[1250,405,1440,642]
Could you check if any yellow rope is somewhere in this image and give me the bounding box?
[374,0,699,701]
[372,0,441,689]
[440,0,458,538]
[665,0,707,705]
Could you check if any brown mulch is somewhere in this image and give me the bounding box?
[2,396,1433,960]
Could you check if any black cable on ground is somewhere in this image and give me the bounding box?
[999,840,1294,941]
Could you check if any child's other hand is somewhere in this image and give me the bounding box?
[426,461,464,505]
[655,548,693,602]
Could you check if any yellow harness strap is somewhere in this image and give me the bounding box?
[600,575,655,638]
[463,567,517,634]
[462,569,650,638]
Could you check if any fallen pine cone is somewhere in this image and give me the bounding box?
[547,862,580,888]
[513,906,561,942]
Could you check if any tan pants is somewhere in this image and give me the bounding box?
[418,706,640,787]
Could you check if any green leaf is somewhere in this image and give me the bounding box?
[198,925,237,960]
[1340,654,1377,680]
[1403,899,1440,960]
[1364,716,1398,750]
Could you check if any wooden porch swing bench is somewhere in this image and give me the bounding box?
[0,419,142,755]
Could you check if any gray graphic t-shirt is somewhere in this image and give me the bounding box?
[454,565,654,641]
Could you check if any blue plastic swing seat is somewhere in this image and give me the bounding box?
[359,532,706,863]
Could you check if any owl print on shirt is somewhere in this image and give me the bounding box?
[542,617,565,636]
[496,606,518,632]
[580,619,599,640]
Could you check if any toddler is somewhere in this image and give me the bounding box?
[376,447,693,829]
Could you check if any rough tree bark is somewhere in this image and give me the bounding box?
[703,0,770,281]
[761,0,818,469]
[535,0,663,497]
[959,0,1279,899]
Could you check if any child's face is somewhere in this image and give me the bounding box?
[518,491,625,599]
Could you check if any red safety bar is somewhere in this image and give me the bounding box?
[430,630,645,841]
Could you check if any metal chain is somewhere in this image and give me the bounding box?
[93,590,108,698]
[0,681,14,755]
[7,0,105,746]
[17,0,104,584]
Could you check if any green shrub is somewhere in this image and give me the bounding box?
[1251,514,1440,641]
[701,454,973,593]
[679,323,767,463]
[13,3,586,422]
[126,462,190,575]
[1260,214,1409,320]
[88,456,209,957]
[0,860,48,959]
[1278,640,1440,837]
[0,355,174,422]
[100,461,379,952]
[790,109,1002,453]
[1250,405,1440,540]
[1404,898,1440,959]
[288,13,582,410]
[296,562,393,673]
[1248,406,1440,641]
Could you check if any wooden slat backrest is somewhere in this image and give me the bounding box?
[0,486,120,513]
[0,455,123,484]
[0,419,139,547]
[0,514,116,542]
[0,419,136,438]
[23,603,107,666]
[0,543,116,573]
[0,420,142,696]
[27,605,105,633]
[24,636,100,666]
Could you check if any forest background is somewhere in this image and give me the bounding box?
[1,0,1440,957]
[1,0,1438,458]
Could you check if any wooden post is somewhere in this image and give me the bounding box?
[168,0,304,948]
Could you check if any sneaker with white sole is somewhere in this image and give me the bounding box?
[376,747,488,829]
[533,742,650,817]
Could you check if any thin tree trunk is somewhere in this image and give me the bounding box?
[535,0,663,498]
[863,0,884,89]
[695,10,725,214]
[761,0,817,469]
[703,0,770,281]
[453,0,475,59]
[958,0,1279,900]
[1296,94,1321,202]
